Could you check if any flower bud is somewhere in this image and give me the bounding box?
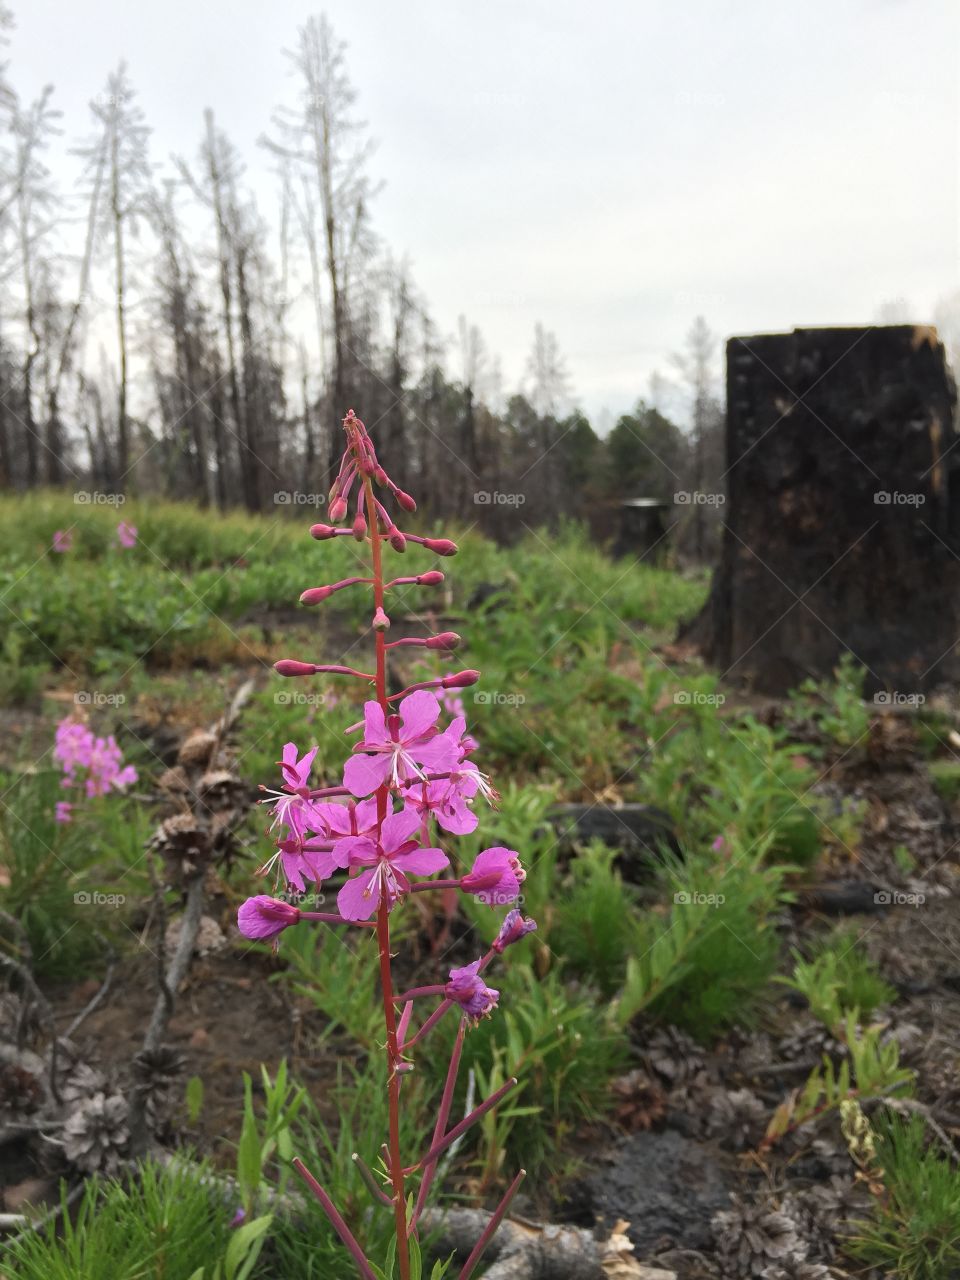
[389,529,407,553]
[425,632,460,651]
[443,669,481,688]
[395,489,417,513]
[374,466,389,486]
[238,895,302,940]
[329,496,348,522]
[422,538,458,556]
[492,909,538,954]
[372,607,390,632]
[352,512,367,541]
[310,523,337,540]
[416,571,445,586]
[275,660,318,677]
[300,586,333,605]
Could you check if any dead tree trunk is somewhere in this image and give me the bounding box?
[686,325,959,695]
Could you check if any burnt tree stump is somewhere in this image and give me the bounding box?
[687,325,959,695]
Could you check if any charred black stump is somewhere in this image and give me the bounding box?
[686,325,959,695]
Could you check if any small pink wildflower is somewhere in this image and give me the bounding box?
[52,529,73,553]
[445,959,499,1021]
[335,807,449,920]
[460,846,524,906]
[116,521,138,549]
[343,690,459,796]
[55,800,73,824]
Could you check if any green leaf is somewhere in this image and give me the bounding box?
[224,1214,272,1280]
[186,1074,204,1125]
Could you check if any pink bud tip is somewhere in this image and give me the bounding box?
[443,669,480,688]
[374,466,389,486]
[389,530,407,553]
[372,607,390,632]
[395,490,417,513]
[352,513,367,541]
[416,571,445,586]
[300,586,333,605]
[423,538,458,557]
[275,659,318,677]
[426,632,461,651]
[329,497,348,522]
[310,523,336,540]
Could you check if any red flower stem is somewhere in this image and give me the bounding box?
[303,785,351,799]
[299,912,376,927]
[411,1018,465,1229]
[292,1158,378,1280]
[457,1168,526,1280]
[364,472,411,1280]
[394,984,447,1002]
[408,879,462,892]
[404,1077,518,1174]
[402,999,453,1050]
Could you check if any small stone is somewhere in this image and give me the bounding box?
[188,1027,209,1049]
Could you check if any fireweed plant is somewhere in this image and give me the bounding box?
[237,411,536,1279]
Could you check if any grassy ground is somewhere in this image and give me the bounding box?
[2,494,960,1279]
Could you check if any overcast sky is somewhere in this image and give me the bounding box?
[9,0,959,421]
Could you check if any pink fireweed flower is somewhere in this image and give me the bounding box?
[460,846,524,906]
[238,894,301,940]
[493,909,538,953]
[310,796,380,840]
[116,521,138,549]
[279,743,318,791]
[343,690,459,796]
[55,800,73,824]
[52,529,73,553]
[445,960,499,1022]
[335,807,449,921]
[403,779,478,836]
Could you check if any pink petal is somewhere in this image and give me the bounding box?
[343,753,391,797]
[436,802,477,836]
[361,701,388,746]
[380,806,422,853]
[413,736,461,772]
[393,846,449,876]
[337,868,380,921]
[398,690,441,741]
[334,835,377,868]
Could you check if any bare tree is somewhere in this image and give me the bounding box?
[262,13,377,476]
[77,63,153,488]
[671,315,719,560]
[525,321,571,417]
[10,85,61,485]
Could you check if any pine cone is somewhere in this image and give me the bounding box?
[706,1087,767,1150]
[761,1264,833,1280]
[610,1069,667,1131]
[61,1062,106,1104]
[177,729,217,769]
[63,1090,129,1175]
[157,766,191,795]
[712,1193,806,1278]
[644,1026,707,1087]
[778,1019,845,1065]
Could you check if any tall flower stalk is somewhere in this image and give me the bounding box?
[238,411,536,1278]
